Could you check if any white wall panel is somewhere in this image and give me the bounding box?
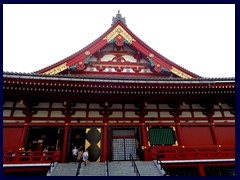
[50,111,65,117]
[213,111,223,117]
[193,111,207,117]
[224,111,234,117]
[125,111,138,118]
[35,103,50,108]
[52,103,64,108]
[3,110,11,117]
[160,111,173,117]
[33,111,48,117]
[179,111,192,118]
[145,111,158,118]
[72,111,87,118]
[146,104,157,109]
[89,104,101,109]
[3,101,14,107]
[72,103,87,109]
[191,104,204,109]
[109,111,123,118]
[159,104,172,109]
[13,110,26,117]
[88,111,102,118]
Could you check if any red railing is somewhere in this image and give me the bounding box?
[152,146,235,161]
[3,150,60,164]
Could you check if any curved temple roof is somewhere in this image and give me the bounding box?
[34,12,201,78]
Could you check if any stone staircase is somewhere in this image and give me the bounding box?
[78,162,106,176]
[108,161,137,176]
[135,161,163,176]
[47,160,165,176]
[48,162,78,176]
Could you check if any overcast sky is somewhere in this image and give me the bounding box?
[3,4,235,78]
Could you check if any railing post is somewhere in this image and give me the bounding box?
[130,153,140,176]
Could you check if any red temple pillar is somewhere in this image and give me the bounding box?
[175,124,183,146]
[19,124,28,148]
[101,105,109,162]
[210,124,218,145]
[20,109,33,148]
[61,124,69,163]
[140,123,151,161]
[173,108,183,146]
[208,114,218,145]
[198,163,206,176]
[101,123,108,162]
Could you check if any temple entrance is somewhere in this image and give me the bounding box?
[67,127,86,162]
[111,128,139,161]
[69,128,86,150]
[68,127,101,162]
[26,127,63,151]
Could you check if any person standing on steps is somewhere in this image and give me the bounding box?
[82,149,89,166]
[72,146,78,164]
[77,146,83,163]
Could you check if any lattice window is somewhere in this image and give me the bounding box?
[148,126,176,146]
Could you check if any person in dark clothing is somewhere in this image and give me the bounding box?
[77,146,83,163]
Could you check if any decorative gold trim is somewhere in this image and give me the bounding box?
[97,141,101,148]
[149,53,154,58]
[170,126,178,146]
[92,64,145,68]
[85,139,90,150]
[97,128,101,133]
[96,157,101,162]
[86,128,91,134]
[170,66,193,78]
[103,25,135,44]
[43,63,69,75]
[85,51,90,55]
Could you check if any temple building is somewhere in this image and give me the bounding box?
[3,11,235,176]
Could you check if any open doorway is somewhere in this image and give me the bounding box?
[67,127,86,162]
[68,127,101,162]
[26,127,63,151]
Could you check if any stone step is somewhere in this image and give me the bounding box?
[50,162,78,176]
[79,162,106,176]
[48,161,165,176]
[108,161,137,176]
[135,161,162,176]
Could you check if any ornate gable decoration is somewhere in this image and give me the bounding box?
[38,11,200,78]
[43,63,68,75]
[170,67,193,78]
[103,25,135,44]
